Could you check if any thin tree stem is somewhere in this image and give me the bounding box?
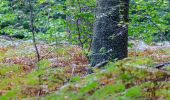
[28,0,40,63]
[76,0,84,49]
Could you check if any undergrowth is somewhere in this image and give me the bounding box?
[0,39,170,100]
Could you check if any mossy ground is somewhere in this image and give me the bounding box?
[0,39,170,100]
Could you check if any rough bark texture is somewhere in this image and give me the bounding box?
[90,0,129,66]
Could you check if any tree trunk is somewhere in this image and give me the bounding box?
[90,0,129,66]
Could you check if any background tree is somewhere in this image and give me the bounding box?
[90,0,129,66]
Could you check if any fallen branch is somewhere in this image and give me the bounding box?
[93,60,109,68]
[155,62,170,69]
[136,65,170,75]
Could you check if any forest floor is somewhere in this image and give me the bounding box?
[0,36,170,100]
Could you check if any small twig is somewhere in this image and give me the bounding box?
[88,35,93,52]
[40,48,55,60]
[71,64,77,76]
[36,90,40,100]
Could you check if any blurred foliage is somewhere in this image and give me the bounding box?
[0,0,66,43]
[0,0,169,45]
[129,0,170,43]
[65,0,95,49]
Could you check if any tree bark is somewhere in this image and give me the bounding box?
[90,0,129,66]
